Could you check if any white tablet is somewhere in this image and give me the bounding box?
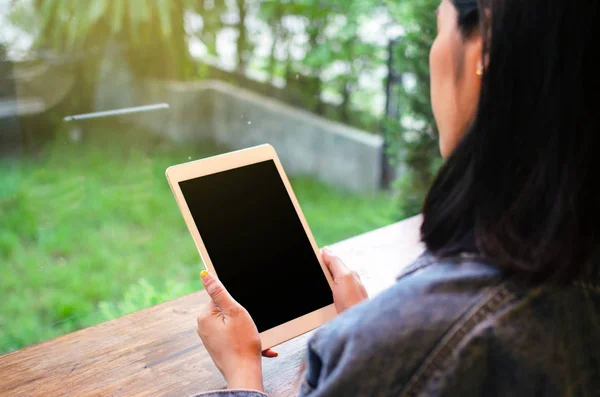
[165,144,337,349]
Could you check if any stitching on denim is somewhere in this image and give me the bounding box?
[396,253,438,281]
[396,252,487,282]
[399,284,515,397]
[573,281,600,294]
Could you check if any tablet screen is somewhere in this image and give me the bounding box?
[179,160,333,332]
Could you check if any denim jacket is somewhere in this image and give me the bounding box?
[194,252,600,397]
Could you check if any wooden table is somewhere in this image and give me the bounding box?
[0,216,424,397]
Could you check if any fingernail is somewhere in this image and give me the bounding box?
[200,270,210,283]
[323,246,333,254]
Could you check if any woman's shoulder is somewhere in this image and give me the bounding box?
[306,252,600,396]
[304,252,515,395]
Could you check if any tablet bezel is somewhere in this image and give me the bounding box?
[165,144,337,349]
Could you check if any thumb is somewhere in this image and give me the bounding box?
[321,247,349,280]
[200,270,237,312]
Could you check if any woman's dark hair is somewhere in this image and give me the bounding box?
[421,0,600,282]
[452,0,480,37]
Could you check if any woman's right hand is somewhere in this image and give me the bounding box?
[322,247,369,313]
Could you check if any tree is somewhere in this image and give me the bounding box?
[385,0,442,216]
[235,0,252,74]
[32,0,195,79]
[257,0,384,121]
[260,0,286,84]
[195,0,228,58]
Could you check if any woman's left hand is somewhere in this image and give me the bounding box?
[197,270,271,391]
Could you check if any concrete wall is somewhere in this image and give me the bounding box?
[133,80,384,193]
[133,80,215,144]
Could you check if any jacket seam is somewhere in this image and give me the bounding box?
[396,253,438,281]
[396,252,487,281]
[399,283,515,397]
[573,281,600,294]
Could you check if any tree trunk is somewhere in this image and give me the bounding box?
[236,0,249,74]
[381,39,400,190]
[307,19,324,113]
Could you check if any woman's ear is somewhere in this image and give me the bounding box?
[465,30,484,77]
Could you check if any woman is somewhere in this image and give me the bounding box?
[194,0,600,395]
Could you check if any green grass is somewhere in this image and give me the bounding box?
[0,123,398,354]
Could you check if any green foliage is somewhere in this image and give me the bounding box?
[23,0,196,79]
[196,0,228,56]
[8,0,397,128]
[253,0,441,196]
[8,0,437,132]
[99,279,195,320]
[0,123,397,354]
[34,0,182,50]
[256,0,386,120]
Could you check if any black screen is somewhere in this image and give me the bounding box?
[179,160,333,332]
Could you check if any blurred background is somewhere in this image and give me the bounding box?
[0,0,439,354]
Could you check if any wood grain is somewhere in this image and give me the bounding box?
[0,216,424,397]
